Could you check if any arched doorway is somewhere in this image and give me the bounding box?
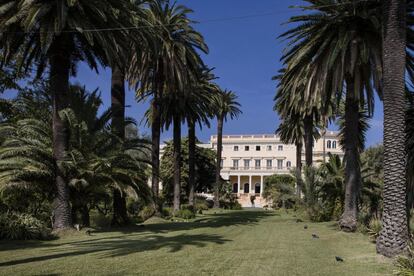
[244,183,249,193]
[255,183,261,194]
[232,183,238,193]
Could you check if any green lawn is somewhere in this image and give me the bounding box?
[0,209,392,276]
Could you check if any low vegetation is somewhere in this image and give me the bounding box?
[0,210,392,276]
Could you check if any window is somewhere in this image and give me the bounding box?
[277,160,283,169]
[245,146,249,151]
[255,159,261,169]
[233,159,239,169]
[256,145,261,151]
[267,145,272,151]
[234,145,239,151]
[286,161,292,168]
[327,140,332,149]
[332,141,337,149]
[244,159,250,169]
[266,159,272,169]
[278,145,283,151]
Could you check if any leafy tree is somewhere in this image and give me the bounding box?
[160,138,216,204]
[211,89,241,208]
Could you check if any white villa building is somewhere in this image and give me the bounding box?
[160,131,344,207]
[205,131,343,207]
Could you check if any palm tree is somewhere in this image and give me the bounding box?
[276,113,304,195]
[273,70,323,168]
[186,71,216,207]
[129,1,208,213]
[280,0,383,232]
[377,0,410,257]
[0,85,151,227]
[0,0,134,230]
[212,89,242,208]
[338,107,370,230]
[129,1,208,211]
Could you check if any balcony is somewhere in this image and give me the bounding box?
[221,166,292,173]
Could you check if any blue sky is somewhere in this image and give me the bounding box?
[71,0,382,146]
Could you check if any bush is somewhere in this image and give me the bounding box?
[219,200,242,210]
[139,206,155,221]
[394,245,414,276]
[195,201,209,211]
[174,209,195,219]
[0,212,50,240]
[161,208,172,219]
[367,217,382,240]
[90,212,111,228]
[126,198,145,216]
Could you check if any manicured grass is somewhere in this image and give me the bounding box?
[0,209,392,276]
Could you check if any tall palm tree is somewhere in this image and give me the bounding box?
[276,113,304,195]
[376,0,409,257]
[186,71,216,207]
[212,89,242,208]
[280,0,383,232]
[129,0,208,211]
[273,70,323,168]
[0,0,134,230]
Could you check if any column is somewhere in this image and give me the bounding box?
[260,175,264,197]
[249,175,252,194]
[237,175,241,195]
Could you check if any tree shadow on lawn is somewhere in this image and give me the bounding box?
[124,210,275,234]
[0,233,230,267]
[0,209,274,267]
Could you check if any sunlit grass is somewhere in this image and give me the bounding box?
[0,209,392,275]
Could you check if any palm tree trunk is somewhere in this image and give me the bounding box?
[173,114,181,213]
[110,65,129,226]
[50,36,72,230]
[214,115,224,208]
[151,88,161,214]
[339,76,361,232]
[377,0,409,257]
[188,119,196,208]
[295,142,303,196]
[81,205,90,227]
[304,115,313,167]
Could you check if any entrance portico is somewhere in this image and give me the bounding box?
[230,174,265,196]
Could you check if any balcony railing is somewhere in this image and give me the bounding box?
[221,166,294,172]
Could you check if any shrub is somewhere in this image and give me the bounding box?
[219,199,242,210]
[0,212,50,240]
[394,245,414,276]
[175,209,195,219]
[139,206,155,221]
[161,208,172,218]
[367,217,382,240]
[195,201,209,211]
[90,212,111,228]
[126,198,145,216]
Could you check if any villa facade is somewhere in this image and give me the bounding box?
[206,131,344,207]
[160,131,344,207]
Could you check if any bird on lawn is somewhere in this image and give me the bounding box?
[304,225,308,229]
[335,256,344,262]
[312,234,319,239]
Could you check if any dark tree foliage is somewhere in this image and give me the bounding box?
[160,138,216,203]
